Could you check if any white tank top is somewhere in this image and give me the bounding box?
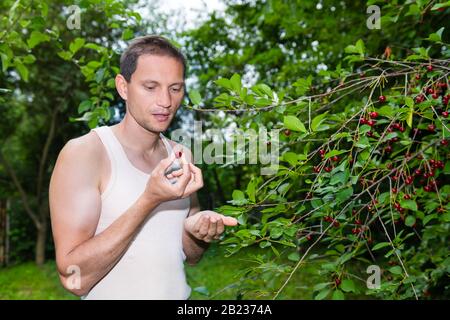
[83,125,191,300]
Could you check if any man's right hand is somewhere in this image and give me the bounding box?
[142,152,203,204]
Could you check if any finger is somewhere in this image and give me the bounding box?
[183,164,204,195]
[175,153,192,190]
[221,215,238,226]
[207,216,218,239]
[214,218,224,239]
[198,215,210,238]
[155,152,177,176]
[169,168,184,177]
[189,163,203,184]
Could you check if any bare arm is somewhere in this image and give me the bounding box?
[50,136,199,296]
[182,192,210,265]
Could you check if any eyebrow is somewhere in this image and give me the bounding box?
[142,80,185,86]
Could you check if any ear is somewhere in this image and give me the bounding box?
[115,74,128,100]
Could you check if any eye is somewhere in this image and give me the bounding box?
[170,87,182,93]
[145,86,156,91]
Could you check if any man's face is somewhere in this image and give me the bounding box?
[121,54,185,133]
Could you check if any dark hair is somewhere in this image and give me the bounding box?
[120,35,187,82]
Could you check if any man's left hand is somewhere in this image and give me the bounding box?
[184,210,238,243]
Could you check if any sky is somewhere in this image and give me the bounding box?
[139,0,226,30]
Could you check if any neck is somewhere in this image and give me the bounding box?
[113,113,162,157]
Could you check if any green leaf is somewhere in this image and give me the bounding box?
[230,73,241,93]
[215,78,232,90]
[324,149,347,159]
[78,100,93,114]
[332,289,345,300]
[69,38,86,54]
[246,178,257,203]
[405,96,414,128]
[315,288,331,300]
[313,283,330,291]
[14,61,28,82]
[27,31,50,49]
[259,241,272,248]
[405,215,416,227]
[399,200,418,211]
[341,279,356,293]
[57,51,73,61]
[288,252,300,262]
[193,286,209,296]
[292,76,312,95]
[372,242,390,251]
[189,90,202,105]
[122,28,134,40]
[311,112,328,132]
[427,28,444,42]
[284,115,307,133]
[389,266,403,275]
[22,54,36,64]
[431,2,450,10]
[232,190,245,201]
[336,187,353,203]
[252,83,273,98]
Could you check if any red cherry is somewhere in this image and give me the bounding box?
[427,88,434,94]
[427,124,436,132]
[313,166,321,173]
[335,278,341,286]
[306,234,312,241]
[403,194,411,200]
[415,169,422,175]
[441,139,449,146]
[331,156,339,162]
[355,219,362,225]
[385,145,393,153]
[392,188,397,193]
[432,93,439,99]
[426,65,433,72]
[405,176,413,184]
[319,149,326,155]
[415,74,420,80]
[367,131,373,137]
[367,119,376,126]
[324,167,332,172]
[359,118,367,125]
[379,95,386,103]
[415,95,425,103]
[333,221,340,227]
[442,111,449,118]
[284,129,291,136]
[370,111,379,119]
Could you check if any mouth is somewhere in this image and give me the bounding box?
[152,113,170,122]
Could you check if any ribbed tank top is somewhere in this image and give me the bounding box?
[83,125,191,300]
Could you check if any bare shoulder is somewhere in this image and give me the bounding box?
[54,130,105,180]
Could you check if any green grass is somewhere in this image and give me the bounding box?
[0,261,77,300]
[0,244,323,300]
[186,244,322,300]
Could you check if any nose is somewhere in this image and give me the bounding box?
[156,88,171,108]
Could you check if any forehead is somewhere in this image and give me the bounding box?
[132,54,184,83]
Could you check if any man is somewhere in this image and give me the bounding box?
[49,35,238,299]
